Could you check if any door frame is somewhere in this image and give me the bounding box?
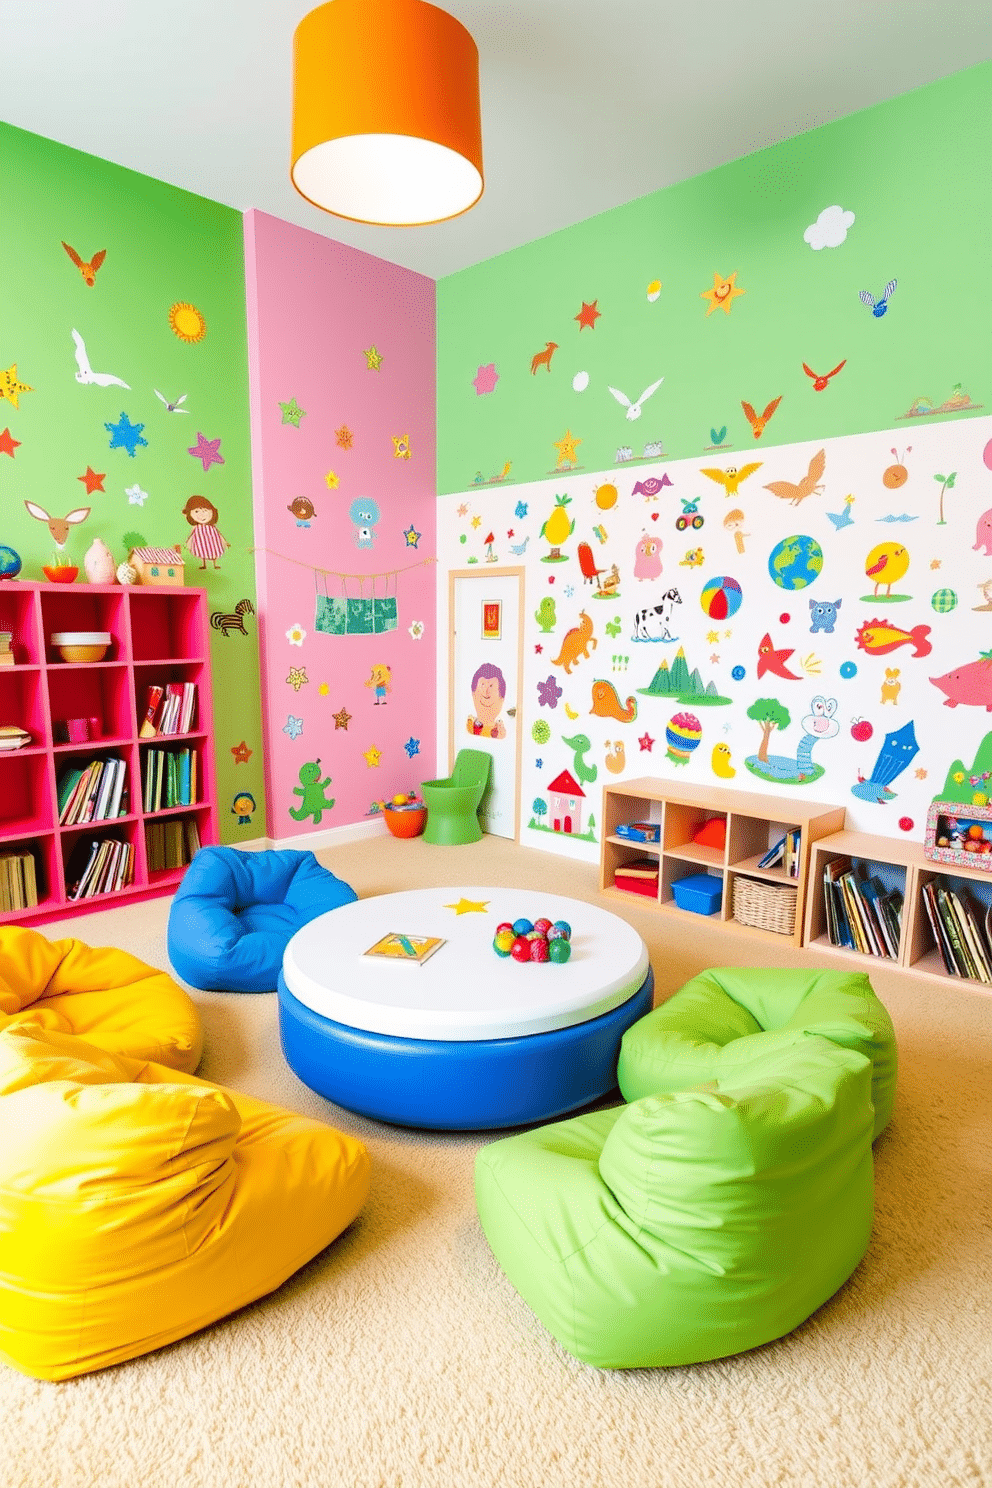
[447,566,525,843]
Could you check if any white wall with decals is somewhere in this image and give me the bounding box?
[436,414,992,863]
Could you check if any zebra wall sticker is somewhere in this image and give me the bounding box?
[210,599,255,636]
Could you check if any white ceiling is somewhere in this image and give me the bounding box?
[2,1,990,281]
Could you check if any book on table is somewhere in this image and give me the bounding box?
[363,933,446,965]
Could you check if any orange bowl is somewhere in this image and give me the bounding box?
[383,804,427,838]
[43,566,79,584]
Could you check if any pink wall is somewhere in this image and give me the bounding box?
[244,210,436,839]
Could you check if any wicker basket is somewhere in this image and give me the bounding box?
[732,876,797,936]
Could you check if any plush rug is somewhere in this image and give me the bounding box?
[2,833,990,1488]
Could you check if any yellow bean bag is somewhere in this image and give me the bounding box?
[0,1025,371,1381]
[0,927,201,1073]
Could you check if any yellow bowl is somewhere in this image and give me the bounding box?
[58,643,109,662]
[50,631,112,664]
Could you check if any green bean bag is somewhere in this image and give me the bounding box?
[618,966,897,1139]
[475,1036,874,1368]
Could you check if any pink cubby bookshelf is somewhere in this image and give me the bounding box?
[0,581,218,926]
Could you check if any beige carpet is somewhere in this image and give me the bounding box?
[3,834,991,1488]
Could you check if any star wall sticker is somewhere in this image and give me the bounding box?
[230,741,253,765]
[283,715,304,740]
[332,706,352,730]
[324,470,340,489]
[914,768,928,780]
[187,431,224,471]
[444,897,489,915]
[471,515,481,529]
[575,300,601,331]
[286,666,309,692]
[403,525,422,548]
[930,559,941,570]
[701,271,745,317]
[638,732,655,752]
[706,630,720,644]
[457,503,469,517]
[472,363,499,395]
[318,682,329,696]
[363,345,383,371]
[335,425,353,449]
[392,434,411,460]
[77,465,104,492]
[0,364,33,410]
[363,744,382,768]
[535,644,543,654]
[403,737,420,759]
[279,397,306,427]
[554,430,581,466]
[125,483,149,506]
[105,412,147,457]
[0,428,21,458]
[515,501,528,518]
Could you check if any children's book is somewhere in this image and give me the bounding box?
[363,933,446,965]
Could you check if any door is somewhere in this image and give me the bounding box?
[450,569,524,839]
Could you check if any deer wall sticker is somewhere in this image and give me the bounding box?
[24,501,91,568]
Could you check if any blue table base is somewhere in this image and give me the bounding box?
[277,968,654,1130]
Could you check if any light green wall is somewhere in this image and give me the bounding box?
[0,123,265,841]
[437,62,992,492]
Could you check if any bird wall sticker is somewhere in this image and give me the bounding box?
[763,449,827,507]
[607,378,664,422]
[802,359,847,391]
[61,242,106,286]
[699,462,762,498]
[860,279,897,318]
[71,330,129,389]
[741,397,782,440]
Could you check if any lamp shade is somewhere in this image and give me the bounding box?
[291,0,484,227]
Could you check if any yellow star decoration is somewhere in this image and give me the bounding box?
[363,345,383,371]
[706,630,720,643]
[554,430,581,467]
[286,666,309,692]
[0,364,33,410]
[724,629,733,639]
[471,514,482,528]
[319,682,329,695]
[701,272,745,317]
[443,897,490,915]
[324,470,340,489]
[392,434,412,460]
[363,745,382,768]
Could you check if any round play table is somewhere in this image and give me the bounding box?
[278,886,653,1129]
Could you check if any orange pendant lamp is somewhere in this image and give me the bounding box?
[291,0,484,227]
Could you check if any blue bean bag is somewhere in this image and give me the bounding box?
[168,847,357,993]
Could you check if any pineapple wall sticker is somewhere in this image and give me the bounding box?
[540,493,575,563]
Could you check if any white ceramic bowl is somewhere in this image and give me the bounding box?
[50,631,112,663]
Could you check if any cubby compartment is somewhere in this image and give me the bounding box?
[907,866,992,987]
[144,807,206,884]
[55,745,135,827]
[0,585,43,664]
[0,833,55,916]
[804,833,909,963]
[0,750,55,834]
[133,660,206,738]
[129,589,204,662]
[0,665,46,743]
[140,739,205,814]
[61,821,139,903]
[46,662,132,744]
[39,586,126,662]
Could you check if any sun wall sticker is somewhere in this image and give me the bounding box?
[168,303,207,343]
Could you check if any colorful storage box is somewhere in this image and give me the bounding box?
[671,873,723,915]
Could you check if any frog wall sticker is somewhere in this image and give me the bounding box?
[289,759,335,823]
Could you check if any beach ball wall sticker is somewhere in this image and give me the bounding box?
[700,576,742,620]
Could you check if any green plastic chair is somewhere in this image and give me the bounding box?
[421,750,492,845]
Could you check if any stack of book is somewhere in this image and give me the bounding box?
[139,681,198,738]
[58,757,128,825]
[759,829,802,877]
[66,835,135,901]
[0,632,14,667]
[0,849,39,910]
[613,856,660,897]
[143,747,197,812]
[145,816,201,873]
[921,879,992,984]
[822,859,902,958]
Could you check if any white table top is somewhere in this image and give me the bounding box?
[281,887,650,1041]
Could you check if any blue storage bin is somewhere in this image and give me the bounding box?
[671,872,723,915]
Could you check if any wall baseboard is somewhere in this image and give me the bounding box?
[234,815,388,853]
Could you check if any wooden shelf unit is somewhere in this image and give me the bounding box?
[600,777,845,949]
[805,829,992,995]
[0,581,217,926]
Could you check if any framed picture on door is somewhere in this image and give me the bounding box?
[482,601,502,640]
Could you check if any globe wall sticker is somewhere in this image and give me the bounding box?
[768,536,823,591]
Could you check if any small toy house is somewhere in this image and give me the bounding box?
[546,769,585,835]
[128,547,186,586]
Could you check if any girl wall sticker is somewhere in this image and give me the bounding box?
[467,662,508,739]
[181,495,229,570]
